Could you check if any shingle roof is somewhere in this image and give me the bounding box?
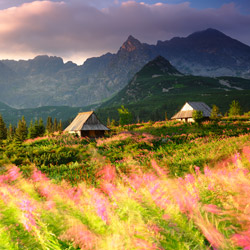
[64,111,109,131]
[171,110,194,119]
[171,102,211,119]
[187,102,212,117]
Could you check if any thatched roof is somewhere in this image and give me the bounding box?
[172,102,211,119]
[64,111,109,131]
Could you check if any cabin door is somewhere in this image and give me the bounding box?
[89,130,96,137]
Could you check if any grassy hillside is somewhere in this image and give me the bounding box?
[0,119,250,249]
[97,90,250,123]
[98,57,250,122]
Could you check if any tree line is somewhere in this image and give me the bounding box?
[0,116,62,142]
[109,100,247,126]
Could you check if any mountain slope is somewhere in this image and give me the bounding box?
[0,28,250,109]
[97,56,250,121]
[157,28,250,76]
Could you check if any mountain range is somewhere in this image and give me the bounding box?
[0,28,250,109]
[1,55,250,125]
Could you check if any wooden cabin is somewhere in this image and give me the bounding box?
[171,102,211,122]
[64,111,110,137]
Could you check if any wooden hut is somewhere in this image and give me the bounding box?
[64,111,110,137]
[171,102,211,122]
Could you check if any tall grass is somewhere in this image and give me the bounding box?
[0,145,249,249]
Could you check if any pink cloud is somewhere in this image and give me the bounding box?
[0,1,249,64]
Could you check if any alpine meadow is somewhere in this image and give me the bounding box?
[0,0,250,249]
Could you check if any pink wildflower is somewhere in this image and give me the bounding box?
[151,160,168,177]
[185,174,195,184]
[45,200,55,210]
[232,229,250,250]
[242,146,250,163]
[19,199,37,232]
[194,166,200,175]
[60,224,97,250]
[66,187,82,204]
[204,166,212,177]
[31,169,49,182]
[97,164,116,182]
[100,182,118,198]
[196,217,227,249]
[89,189,109,223]
[7,165,21,182]
[233,152,241,166]
[133,238,158,250]
[162,214,170,220]
[203,204,221,214]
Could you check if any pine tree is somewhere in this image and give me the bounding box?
[15,116,28,141]
[210,105,221,120]
[111,119,117,126]
[192,110,203,126]
[28,120,36,139]
[38,118,45,136]
[107,117,111,127]
[228,100,242,116]
[7,124,15,140]
[46,116,53,134]
[57,120,63,132]
[118,105,132,126]
[0,114,7,140]
[53,118,57,132]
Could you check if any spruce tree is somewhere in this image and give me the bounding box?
[107,117,111,127]
[228,100,242,116]
[7,124,15,140]
[210,105,221,120]
[57,120,63,132]
[0,114,7,140]
[28,120,36,139]
[53,118,57,132]
[38,118,45,136]
[118,105,132,126]
[15,116,28,141]
[46,116,53,134]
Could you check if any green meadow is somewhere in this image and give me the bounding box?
[0,119,250,249]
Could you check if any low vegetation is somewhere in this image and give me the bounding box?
[0,116,250,249]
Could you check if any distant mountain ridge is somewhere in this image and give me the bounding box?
[0,28,250,109]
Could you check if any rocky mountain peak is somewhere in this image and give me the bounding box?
[187,28,229,41]
[120,35,143,52]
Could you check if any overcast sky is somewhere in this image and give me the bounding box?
[0,0,249,64]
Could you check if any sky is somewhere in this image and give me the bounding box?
[0,0,249,64]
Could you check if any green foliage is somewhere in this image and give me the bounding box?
[118,105,132,126]
[28,119,45,139]
[7,124,15,140]
[192,110,203,125]
[228,100,242,116]
[57,120,63,132]
[53,118,57,132]
[28,120,36,139]
[107,117,111,127]
[210,105,221,120]
[46,116,53,134]
[0,114,7,140]
[15,116,28,142]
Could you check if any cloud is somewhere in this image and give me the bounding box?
[0,1,249,64]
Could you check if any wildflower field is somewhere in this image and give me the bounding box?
[0,120,250,249]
